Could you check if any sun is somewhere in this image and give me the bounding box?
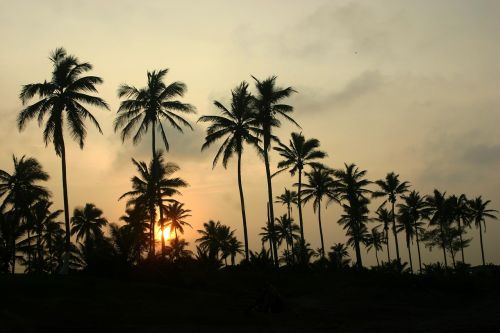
[156,226,172,241]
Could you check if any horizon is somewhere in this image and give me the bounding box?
[1,0,500,268]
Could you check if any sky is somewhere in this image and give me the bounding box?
[1,0,499,266]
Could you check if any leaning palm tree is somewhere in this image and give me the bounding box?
[301,165,337,257]
[70,203,108,243]
[252,75,297,266]
[334,163,372,269]
[198,82,260,261]
[468,196,498,266]
[372,172,410,264]
[0,156,50,273]
[366,226,384,267]
[274,132,326,252]
[372,207,393,263]
[165,202,192,241]
[18,48,109,273]
[120,153,187,256]
[115,68,195,158]
[398,191,428,272]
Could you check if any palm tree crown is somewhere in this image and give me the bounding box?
[71,203,108,242]
[165,202,192,240]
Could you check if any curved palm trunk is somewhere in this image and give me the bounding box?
[479,222,485,266]
[391,201,400,263]
[237,152,249,261]
[317,200,325,258]
[60,139,71,274]
[375,248,380,267]
[439,223,448,267]
[406,234,413,273]
[385,226,391,263]
[263,138,278,267]
[457,217,465,263]
[415,224,423,273]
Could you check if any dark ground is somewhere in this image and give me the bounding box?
[1,269,500,332]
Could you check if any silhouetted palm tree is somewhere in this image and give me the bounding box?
[30,200,62,271]
[18,48,108,273]
[396,210,416,272]
[165,202,192,241]
[120,153,187,256]
[372,207,393,263]
[198,82,260,261]
[449,194,472,263]
[425,190,452,267]
[275,188,298,222]
[366,226,384,267]
[0,156,50,273]
[196,220,239,265]
[119,205,149,261]
[165,237,193,262]
[275,132,326,254]
[252,75,297,266]
[260,220,279,255]
[334,164,372,269]
[301,165,337,257]
[468,196,498,266]
[398,191,428,272]
[115,68,195,157]
[328,243,350,269]
[372,172,410,264]
[71,203,108,243]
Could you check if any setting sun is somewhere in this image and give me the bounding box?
[157,226,173,241]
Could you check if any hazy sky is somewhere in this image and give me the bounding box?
[1,0,499,266]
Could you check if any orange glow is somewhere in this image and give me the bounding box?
[156,226,173,241]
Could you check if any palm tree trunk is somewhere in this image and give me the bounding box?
[237,152,249,261]
[27,230,32,273]
[355,239,363,269]
[317,200,325,258]
[297,170,305,245]
[287,203,293,254]
[60,139,71,274]
[458,217,465,263]
[385,226,391,263]
[440,223,448,267]
[263,138,278,267]
[150,123,156,257]
[479,222,485,266]
[391,201,400,263]
[415,225,422,273]
[11,235,15,274]
[375,248,380,267]
[159,211,165,257]
[406,235,413,273]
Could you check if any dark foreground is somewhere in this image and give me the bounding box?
[1,269,500,333]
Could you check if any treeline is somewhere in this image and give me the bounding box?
[0,47,498,275]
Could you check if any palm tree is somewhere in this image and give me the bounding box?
[226,237,243,266]
[334,164,372,269]
[449,194,472,263]
[425,190,452,267]
[115,68,195,158]
[196,220,238,264]
[275,188,298,222]
[259,220,279,254]
[372,207,393,263]
[198,82,260,261]
[119,205,149,261]
[120,153,187,256]
[30,200,62,271]
[274,132,326,253]
[165,238,193,262]
[468,196,498,266]
[372,172,410,264]
[274,214,292,253]
[398,191,428,272]
[366,226,384,267]
[18,48,108,273]
[301,165,337,257]
[252,75,297,266]
[396,210,416,273]
[0,156,50,273]
[70,203,108,243]
[165,202,192,241]
[328,243,350,269]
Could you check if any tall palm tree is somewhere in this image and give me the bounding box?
[301,165,337,257]
[165,202,192,241]
[70,203,108,243]
[398,191,428,272]
[115,68,195,158]
[425,190,452,267]
[252,75,297,266]
[372,172,410,264]
[396,210,416,273]
[0,156,50,273]
[120,153,187,256]
[18,48,108,273]
[366,226,384,267]
[274,132,326,252]
[372,207,393,263]
[449,194,472,263]
[468,196,498,266]
[198,82,260,261]
[334,163,372,269]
